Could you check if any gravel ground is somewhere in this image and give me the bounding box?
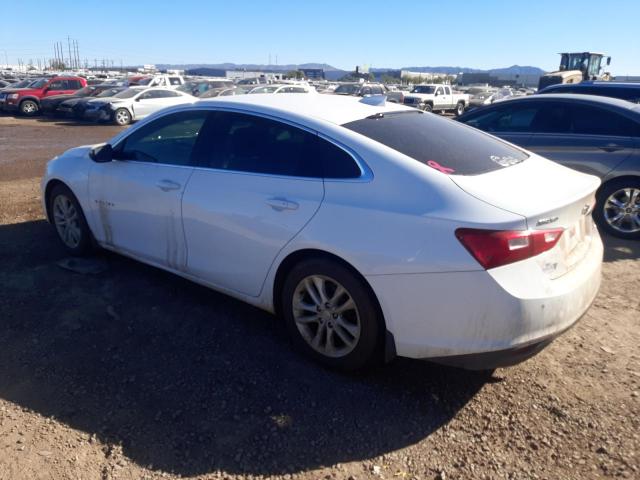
[0,115,638,480]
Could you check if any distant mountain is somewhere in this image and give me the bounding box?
[151,62,545,80]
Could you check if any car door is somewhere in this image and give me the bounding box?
[525,102,636,178]
[433,87,445,109]
[88,110,209,269]
[181,110,325,297]
[461,102,536,147]
[442,86,453,109]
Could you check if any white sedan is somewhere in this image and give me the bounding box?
[83,86,195,125]
[41,94,603,371]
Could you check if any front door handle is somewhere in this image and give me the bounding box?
[266,197,299,211]
[156,179,181,192]
[598,144,624,153]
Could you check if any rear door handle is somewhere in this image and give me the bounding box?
[266,197,299,211]
[598,144,624,152]
[156,179,181,191]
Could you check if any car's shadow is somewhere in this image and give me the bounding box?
[602,232,640,262]
[0,220,495,476]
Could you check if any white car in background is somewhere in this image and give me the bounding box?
[41,94,602,371]
[249,84,316,94]
[83,87,195,125]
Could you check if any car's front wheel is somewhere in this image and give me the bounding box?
[49,184,94,255]
[455,101,465,116]
[20,100,39,116]
[113,108,132,126]
[594,179,640,240]
[423,103,433,113]
[282,258,382,371]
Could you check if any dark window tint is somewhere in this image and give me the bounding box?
[371,86,383,95]
[530,104,571,133]
[464,104,539,132]
[345,111,528,176]
[194,112,361,178]
[114,111,208,166]
[317,138,361,178]
[569,105,639,136]
[169,77,181,85]
[69,80,82,90]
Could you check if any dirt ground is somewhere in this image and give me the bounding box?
[0,115,638,480]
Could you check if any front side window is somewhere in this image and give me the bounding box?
[465,104,539,132]
[48,81,65,90]
[114,111,209,166]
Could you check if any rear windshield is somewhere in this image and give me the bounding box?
[342,111,528,176]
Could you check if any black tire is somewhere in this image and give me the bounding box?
[594,178,640,240]
[423,103,433,113]
[113,108,131,126]
[455,101,465,116]
[48,184,94,256]
[20,99,39,116]
[281,258,383,371]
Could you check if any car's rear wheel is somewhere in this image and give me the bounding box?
[281,258,382,371]
[594,179,640,240]
[49,184,94,255]
[20,100,39,116]
[455,101,465,116]
[114,108,131,126]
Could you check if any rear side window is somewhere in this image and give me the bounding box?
[193,111,361,178]
[344,111,528,175]
[569,105,639,136]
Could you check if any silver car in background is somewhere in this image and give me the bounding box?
[457,94,640,239]
[83,87,195,125]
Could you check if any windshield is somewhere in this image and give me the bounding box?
[343,111,527,176]
[75,87,94,96]
[29,78,48,89]
[250,86,279,94]
[334,84,359,95]
[98,87,125,97]
[113,88,142,99]
[411,86,436,94]
[137,78,153,86]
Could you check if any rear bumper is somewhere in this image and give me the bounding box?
[366,231,603,368]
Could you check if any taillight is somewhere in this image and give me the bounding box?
[455,228,564,270]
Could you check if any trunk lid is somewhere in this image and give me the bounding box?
[451,155,600,278]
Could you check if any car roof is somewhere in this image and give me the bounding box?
[198,93,414,125]
[499,93,640,112]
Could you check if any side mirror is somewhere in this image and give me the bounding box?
[90,143,113,163]
[606,57,611,66]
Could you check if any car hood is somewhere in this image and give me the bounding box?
[2,87,38,95]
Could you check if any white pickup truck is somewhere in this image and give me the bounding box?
[402,84,469,116]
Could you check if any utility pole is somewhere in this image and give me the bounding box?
[67,36,72,69]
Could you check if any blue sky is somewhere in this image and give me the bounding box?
[2,0,639,74]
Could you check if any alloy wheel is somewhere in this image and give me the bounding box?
[292,275,361,358]
[603,187,640,234]
[115,109,130,125]
[53,194,82,248]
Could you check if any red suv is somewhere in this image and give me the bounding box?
[2,76,87,116]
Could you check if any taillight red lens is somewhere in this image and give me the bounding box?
[455,228,564,270]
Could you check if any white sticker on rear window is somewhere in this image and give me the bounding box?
[490,155,523,167]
